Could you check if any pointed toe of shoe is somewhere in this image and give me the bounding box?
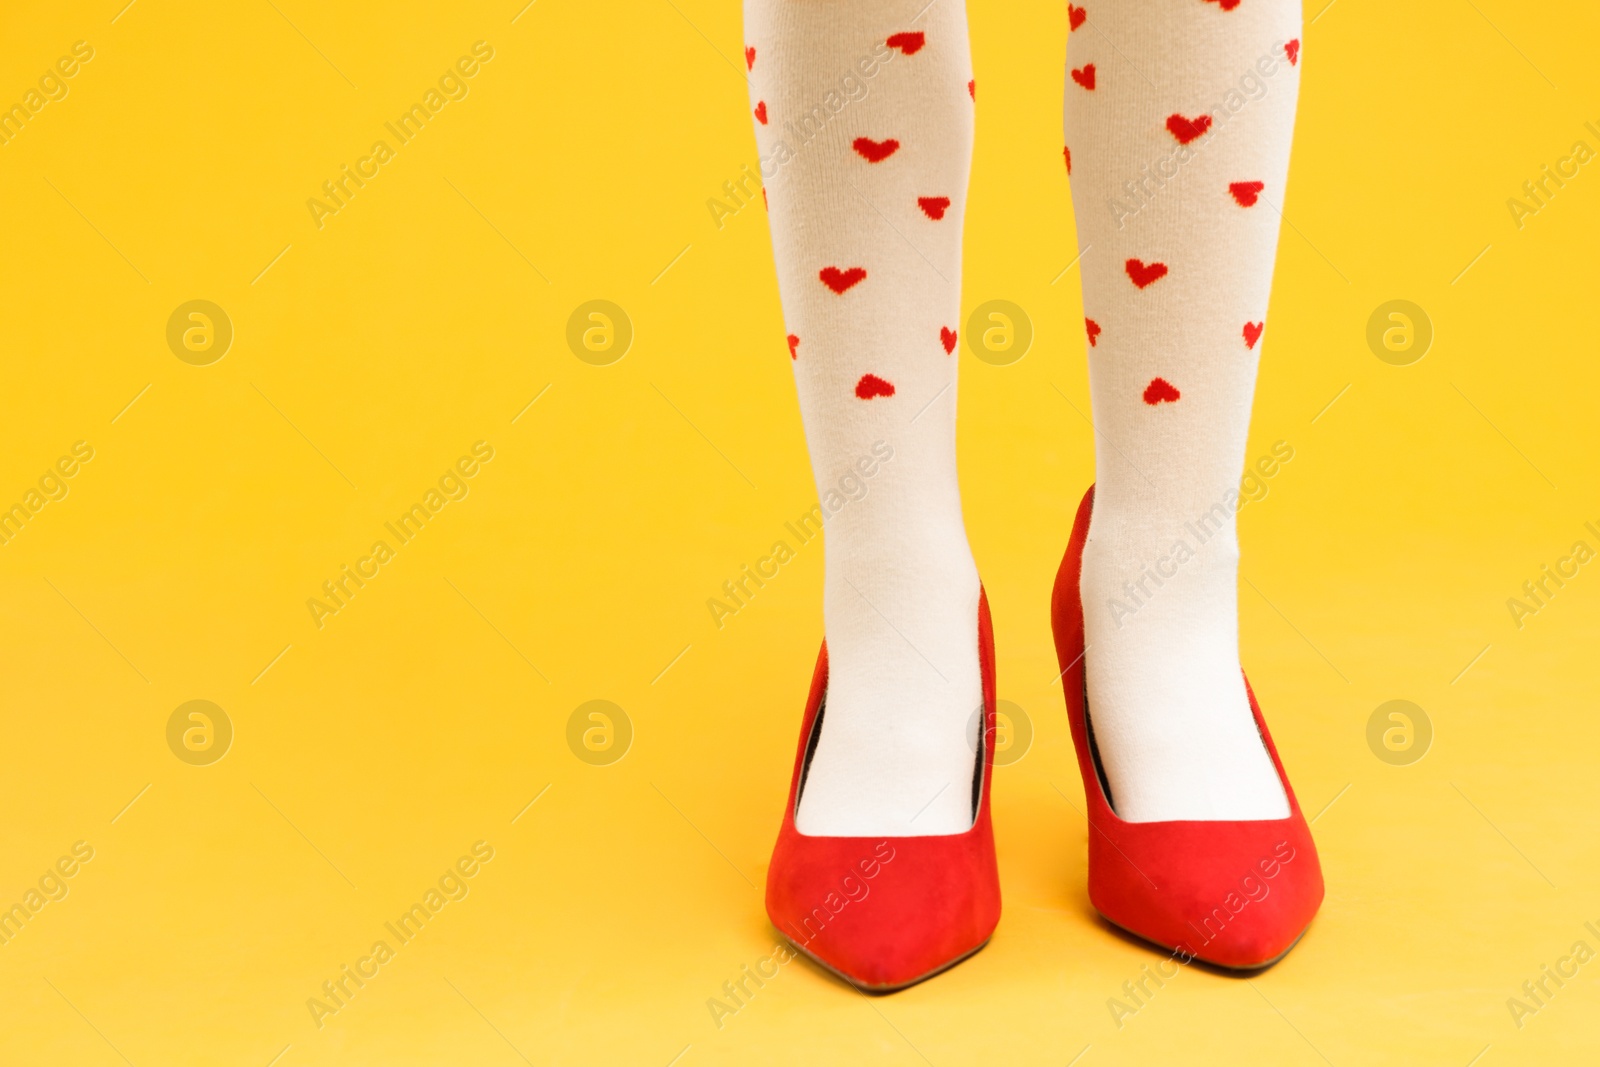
[1088,815,1324,970]
[766,834,999,990]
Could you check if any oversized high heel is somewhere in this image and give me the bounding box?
[764,590,1002,992]
[1052,487,1323,969]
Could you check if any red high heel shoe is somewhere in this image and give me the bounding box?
[765,590,1001,992]
[1052,487,1323,969]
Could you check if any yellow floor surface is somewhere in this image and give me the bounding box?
[1,1,1597,1063]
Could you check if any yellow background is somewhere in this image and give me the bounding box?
[1,0,1597,1063]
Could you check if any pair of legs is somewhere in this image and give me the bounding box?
[747,0,1300,834]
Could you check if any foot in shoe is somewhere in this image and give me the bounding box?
[1079,497,1288,822]
[796,523,982,837]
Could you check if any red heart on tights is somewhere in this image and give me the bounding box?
[1069,4,1087,30]
[941,327,958,354]
[745,46,756,70]
[1143,377,1180,405]
[855,374,896,399]
[1229,181,1264,207]
[1085,318,1101,347]
[819,266,867,294]
[1285,39,1300,65]
[917,196,951,220]
[1243,322,1263,349]
[1166,113,1212,144]
[1124,258,1168,289]
[753,101,767,125]
[787,334,799,360]
[853,137,900,163]
[886,32,925,55]
[1071,64,1096,90]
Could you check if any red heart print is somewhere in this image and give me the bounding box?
[1203,0,1241,9]
[1243,322,1263,349]
[1069,4,1087,29]
[1228,181,1264,207]
[745,46,756,70]
[855,374,895,399]
[853,137,900,163]
[886,32,925,55]
[1165,113,1211,144]
[819,266,868,294]
[1143,378,1180,405]
[1085,318,1101,347]
[1070,64,1096,90]
[753,101,768,125]
[1285,39,1300,65]
[967,79,975,99]
[1064,146,1072,174]
[1124,258,1168,289]
[941,327,958,354]
[787,334,799,360]
[917,196,951,220]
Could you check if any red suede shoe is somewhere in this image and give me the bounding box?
[765,590,1002,992]
[1051,487,1323,969]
